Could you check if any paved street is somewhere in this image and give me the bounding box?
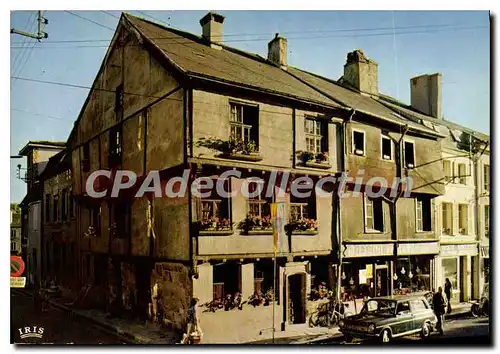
[317,316,491,346]
[11,290,127,345]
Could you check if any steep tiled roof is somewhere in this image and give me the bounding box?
[124,14,340,109]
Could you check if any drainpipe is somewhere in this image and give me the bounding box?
[336,109,355,307]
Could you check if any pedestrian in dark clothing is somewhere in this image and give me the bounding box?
[432,286,446,335]
[444,278,452,314]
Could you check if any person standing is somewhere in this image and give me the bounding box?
[432,287,446,335]
[444,278,452,314]
[183,298,202,344]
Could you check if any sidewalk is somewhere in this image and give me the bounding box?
[17,287,179,344]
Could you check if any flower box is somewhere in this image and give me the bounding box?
[292,230,318,235]
[245,229,274,235]
[199,230,234,236]
[304,161,331,169]
[218,152,263,162]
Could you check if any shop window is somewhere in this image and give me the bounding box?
[352,130,365,156]
[484,205,490,237]
[364,196,384,232]
[458,163,467,184]
[442,258,458,290]
[394,257,431,294]
[416,197,432,232]
[441,202,453,235]
[404,141,415,168]
[483,164,490,191]
[458,204,468,235]
[381,135,393,160]
[230,102,259,146]
[443,160,452,183]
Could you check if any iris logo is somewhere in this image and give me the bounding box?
[18,326,44,339]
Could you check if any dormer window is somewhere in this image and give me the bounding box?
[352,130,365,156]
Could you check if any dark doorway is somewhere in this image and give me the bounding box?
[135,259,152,320]
[288,273,306,324]
[375,268,388,297]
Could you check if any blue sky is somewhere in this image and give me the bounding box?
[10,10,490,203]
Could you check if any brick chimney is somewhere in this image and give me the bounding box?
[200,11,225,44]
[343,49,378,96]
[410,73,442,119]
[268,33,287,68]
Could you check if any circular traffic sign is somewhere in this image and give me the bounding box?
[10,256,25,277]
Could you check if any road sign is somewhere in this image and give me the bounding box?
[10,277,26,288]
[11,256,25,277]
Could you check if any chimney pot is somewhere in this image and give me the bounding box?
[200,11,225,44]
[410,73,442,119]
[268,34,287,68]
[343,49,378,96]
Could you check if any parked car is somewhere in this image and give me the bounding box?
[339,294,437,343]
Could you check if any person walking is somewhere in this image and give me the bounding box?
[183,298,202,344]
[432,286,447,335]
[444,278,452,314]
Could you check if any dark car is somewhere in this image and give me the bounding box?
[339,294,437,343]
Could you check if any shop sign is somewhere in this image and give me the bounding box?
[359,269,367,284]
[398,242,439,256]
[343,243,394,258]
[440,244,478,257]
[365,264,373,278]
[480,246,489,258]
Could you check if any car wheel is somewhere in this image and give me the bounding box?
[420,322,431,339]
[471,304,480,318]
[380,329,391,343]
[344,334,353,343]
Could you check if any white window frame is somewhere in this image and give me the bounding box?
[416,198,423,232]
[403,139,416,169]
[247,180,270,218]
[380,134,394,161]
[304,117,323,154]
[352,128,366,156]
[230,102,252,143]
[441,202,453,236]
[458,203,468,235]
[364,195,383,233]
[483,164,490,191]
[457,163,467,185]
[484,205,490,237]
[290,203,309,221]
[443,160,452,183]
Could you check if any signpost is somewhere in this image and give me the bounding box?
[10,255,26,288]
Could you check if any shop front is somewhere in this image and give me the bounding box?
[437,243,479,303]
[395,241,439,295]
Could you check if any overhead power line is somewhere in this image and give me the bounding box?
[64,11,115,31]
[11,108,75,122]
[101,11,120,20]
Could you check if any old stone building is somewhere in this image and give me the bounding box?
[18,11,489,343]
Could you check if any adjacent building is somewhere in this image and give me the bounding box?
[10,204,21,255]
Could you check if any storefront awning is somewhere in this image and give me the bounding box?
[397,242,439,256]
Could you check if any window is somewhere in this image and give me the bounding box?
[365,196,384,232]
[352,130,365,156]
[458,204,468,235]
[290,193,317,222]
[458,163,467,184]
[229,102,259,145]
[61,189,67,221]
[115,83,124,112]
[110,201,131,239]
[45,195,51,222]
[69,191,75,218]
[199,179,231,231]
[82,143,90,172]
[485,205,490,237]
[11,241,16,252]
[381,135,393,160]
[247,181,271,218]
[410,299,428,312]
[441,202,453,235]
[305,118,327,154]
[404,141,415,168]
[396,301,411,315]
[109,126,122,166]
[443,160,452,183]
[484,164,490,191]
[416,197,432,232]
[53,195,59,222]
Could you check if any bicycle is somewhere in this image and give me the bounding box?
[309,300,351,328]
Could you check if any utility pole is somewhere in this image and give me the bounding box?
[11,11,48,40]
